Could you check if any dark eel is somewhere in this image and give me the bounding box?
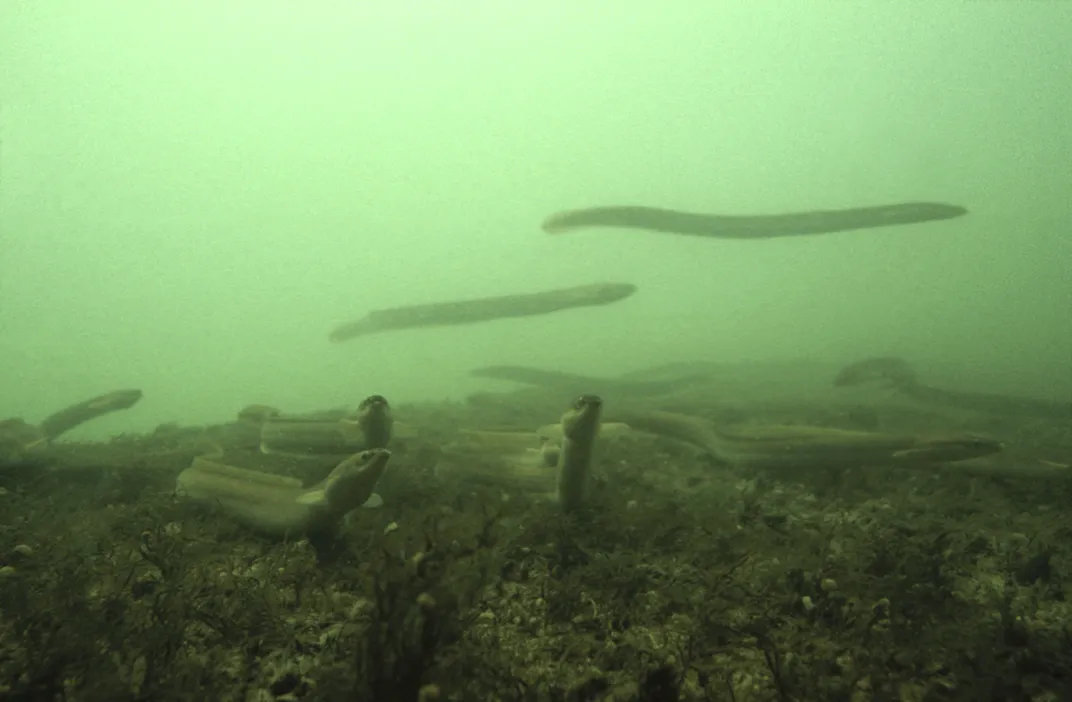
[834,357,1072,420]
[542,202,967,239]
[555,395,603,512]
[37,389,143,440]
[834,357,919,388]
[329,282,636,342]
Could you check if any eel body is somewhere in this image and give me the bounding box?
[176,448,391,537]
[329,282,636,342]
[614,409,1002,473]
[898,383,1072,420]
[542,202,966,239]
[259,394,394,456]
[834,357,919,389]
[470,365,709,398]
[435,432,557,495]
[555,394,604,512]
[834,357,1072,420]
[37,389,143,440]
[434,396,606,507]
[0,419,49,463]
[2,389,143,464]
[237,404,282,423]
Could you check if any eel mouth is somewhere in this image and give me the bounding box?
[573,394,604,409]
[351,447,391,470]
[563,395,603,440]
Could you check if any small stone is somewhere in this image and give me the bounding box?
[383,521,399,536]
[801,596,816,611]
[820,578,838,592]
[13,544,33,557]
[0,566,15,578]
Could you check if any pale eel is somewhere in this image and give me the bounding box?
[260,395,394,456]
[176,448,391,537]
[542,202,966,239]
[435,430,558,495]
[328,282,636,342]
[614,409,1003,474]
[434,395,605,510]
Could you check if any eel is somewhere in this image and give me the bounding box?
[555,394,604,512]
[834,357,919,389]
[329,282,636,342]
[434,431,558,495]
[176,448,391,537]
[617,360,730,382]
[834,357,1072,420]
[613,409,1004,474]
[0,418,49,463]
[2,389,144,465]
[542,202,967,239]
[438,420,628,466]
[259,395,394,456]
[433,395,605,510]
[37,389,143,440]
[237,404,282,423]
[470,365,710,398]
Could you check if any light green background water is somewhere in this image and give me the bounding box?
[2,2,1069,437]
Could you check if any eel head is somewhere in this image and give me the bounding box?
[302,448,392,515]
